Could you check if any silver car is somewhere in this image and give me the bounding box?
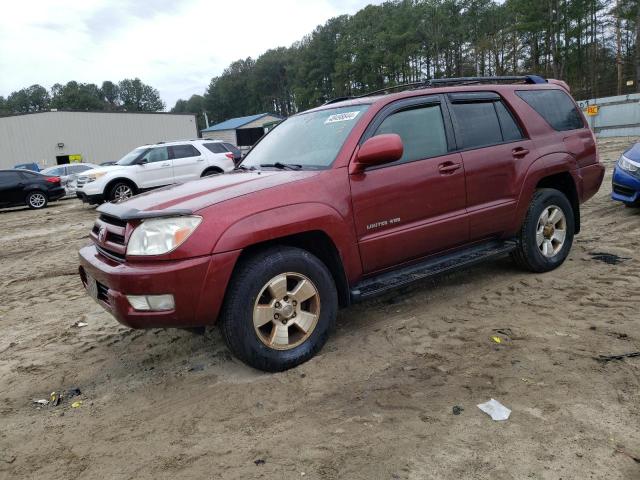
[41,163,99,197]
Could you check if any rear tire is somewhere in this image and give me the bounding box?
[201,168,223,177]
[107,181,136,203]
[511,188,575,273]
[219,246,337,372]
[26,191,48,209]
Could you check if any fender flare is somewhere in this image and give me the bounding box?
[212,202,362,282]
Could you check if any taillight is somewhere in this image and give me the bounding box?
[46,176,60,184]
[225,153,234,160]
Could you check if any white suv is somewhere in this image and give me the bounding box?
[76,140,236,204]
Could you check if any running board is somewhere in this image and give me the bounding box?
[350,240,517,302]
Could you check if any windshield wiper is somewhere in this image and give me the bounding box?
[260,162,302,170]
[234,164,258,171]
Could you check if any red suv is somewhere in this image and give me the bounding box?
[79,76,604,371]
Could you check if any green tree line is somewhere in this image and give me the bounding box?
[0,78,165,115]
[174,0,639,127]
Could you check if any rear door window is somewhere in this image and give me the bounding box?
[203,143,227,154]
[450,102,503,149]
[171,144,200,159]
[450,99,524,149]
[374,104,448,165]
[0,172,22,185]
[516,89,584,131]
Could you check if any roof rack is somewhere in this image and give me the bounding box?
[323,75,547,105]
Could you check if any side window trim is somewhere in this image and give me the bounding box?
[357,94,453,170]
[444,94,526,153]
[360,94,455,151]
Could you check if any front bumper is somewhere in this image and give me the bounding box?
[611,166,640,204]
[77,191,104,205]
[78,245,239,328]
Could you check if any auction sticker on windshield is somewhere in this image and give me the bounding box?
[325,111,360,124]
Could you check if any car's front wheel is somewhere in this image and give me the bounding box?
[219,246,337,372]
[26,191,48,209]
[107,181,136,203]
[512,188,575,273]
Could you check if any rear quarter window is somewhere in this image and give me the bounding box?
[516,89,584,131]
[203,143,227,154]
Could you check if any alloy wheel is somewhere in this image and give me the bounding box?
[113,184,133,202]
[253,272,321,350]
[29,193,46,208]
[536,205,567,258]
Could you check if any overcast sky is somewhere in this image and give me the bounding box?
[0,0,383,109]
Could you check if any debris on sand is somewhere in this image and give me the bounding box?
[72,321,88,328]
[452,405,464,415]
[589,252,631,265]
[596,352,640,363]
[32,399,48,406]
[254,459,266,466]
[477,399,511,421]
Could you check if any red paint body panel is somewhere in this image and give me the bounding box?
[78,82,605,329]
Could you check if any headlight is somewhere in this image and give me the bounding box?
[618,155,640,174]
[126,216,202,256]
[85,172,107,183]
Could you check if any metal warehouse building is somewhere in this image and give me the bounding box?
[0,110,198,170]
[201,113,282,147]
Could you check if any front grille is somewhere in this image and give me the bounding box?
[91,214,128,262]
[613,183,635,197]
[99,214,127,228]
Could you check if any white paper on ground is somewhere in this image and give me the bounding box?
[477,398,511,421]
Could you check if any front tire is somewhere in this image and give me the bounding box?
[512,188,575,273]
[26,191,48,209]
[219,246,338,372]
[107,181,136,203]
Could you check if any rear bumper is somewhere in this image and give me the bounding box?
[78,245,239,328]
[611,166,640,204]
[49,187,66,201]
[77,191,104,205]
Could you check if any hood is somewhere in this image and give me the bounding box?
[81,165,128,176]
[97,170,320,220]
[624,143,640,162]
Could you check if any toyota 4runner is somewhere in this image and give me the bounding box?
[78,76,605,371]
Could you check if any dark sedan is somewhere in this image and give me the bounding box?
[0,170,66,210]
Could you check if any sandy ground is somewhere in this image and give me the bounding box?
[1,138,639,480]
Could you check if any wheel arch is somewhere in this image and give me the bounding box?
[213,203,360,308]
[103,177,138,197]
[235,230,351,307]
[201,166,224,177]
[535,172,580,234]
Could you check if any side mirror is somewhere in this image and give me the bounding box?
[350,134,403,173]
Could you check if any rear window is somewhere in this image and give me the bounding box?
[203,143,227,154]
[516,89,584,131]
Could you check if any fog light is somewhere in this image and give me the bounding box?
[126,294,175,311]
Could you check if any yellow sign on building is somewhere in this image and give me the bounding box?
[68,154,82,163]
[586,105,599,116]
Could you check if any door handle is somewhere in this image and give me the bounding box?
[512,147,529,158]
[438,162,461,174]
[196,158,204,162]
[161,162,171,167]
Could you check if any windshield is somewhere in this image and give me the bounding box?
[116,147,149,166]
[241,105,370,170]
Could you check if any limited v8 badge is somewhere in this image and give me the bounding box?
[366,217,401,230]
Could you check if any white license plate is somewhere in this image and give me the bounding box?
[85,273,99,300]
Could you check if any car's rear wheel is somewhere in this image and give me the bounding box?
[108,181,136,203]
[201,168,223,177]
[512,188,575,273]
[26,191,48,209]
[219,246,337,372]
